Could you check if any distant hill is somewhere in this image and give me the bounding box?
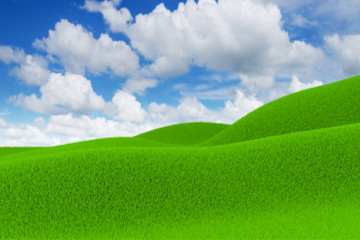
[203,75,360,145]
[135,122,229,145]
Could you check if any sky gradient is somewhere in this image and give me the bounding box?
[0,0,359,146]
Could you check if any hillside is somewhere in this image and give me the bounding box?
[135,122,229,145]
[0,147,40,161]
[1,122,360,239]
[203,75,360,145]
[0,123,227,163]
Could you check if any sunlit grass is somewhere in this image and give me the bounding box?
[1,76,360,239]
[204,75,360,145]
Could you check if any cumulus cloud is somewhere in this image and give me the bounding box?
[0,115,154,146]
[33,117,47,128]
[33,19,138,76]
[9,72,106,115]
[106,90,147,123]
[123,77,158,95]
[84,0,324,81]
[0,46,50,86]
[325,34,360,76]
[0,46,25,64]
[0,119,62,147]
[220,90,264,123]
[82,0,132,32]
[148,97,216,124]
[288,75,323,93]
[10,55,51,86]
[148,89,265,125]
[240,74,275,92]
[176,97,216,122]
[45,114,152,139]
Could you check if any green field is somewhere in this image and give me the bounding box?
[1,75,360,239]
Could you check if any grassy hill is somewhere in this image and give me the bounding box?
[203,75,360,145]
[1,122,360,239]
[1,76,360,239]
[135,122,229,145]
[0,147,39,158]
[0,147,42,163]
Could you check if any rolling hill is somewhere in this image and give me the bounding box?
[135,122,229,145]
[1,75,360,239]
[203,75,360,145]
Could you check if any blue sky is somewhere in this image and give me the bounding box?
[0,0,359,146]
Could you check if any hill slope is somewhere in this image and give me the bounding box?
[0,123,227,163]
[1,122,360,239]
[0,147,39,158]
[203,75,360,145]
[135,122,229,145]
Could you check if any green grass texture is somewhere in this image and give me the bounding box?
[203,75,360,145]
[135,122,229,145]
[0,147,39,158]
[1,75,360,239]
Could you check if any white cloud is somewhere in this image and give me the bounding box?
[148,97,216,124]
[107,90,147,123]
[123,77,158,95]
[33,19,138,76]
[85,0,324,80]
[9,72,106,115]
[0,115,154,147]
[148,56,190,78]
[0,120,62,147]
[325,34,360,76]
[148,90,264,125]
[147,102,174,123]
[33,117,46,128]
[45,114,152,139]
[176,97,215,122]
[82,0,132,32]
[110,0,121,7]
[220,89,264,123]
[0,46,50,86]
[10,54,51,86]
[0,46,25,64]
[288,75,323,93]
[240,74,275,92]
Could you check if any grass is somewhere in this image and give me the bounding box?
[1,75,360,239]
[135,122,229,145]
[203,75,360,145]
[0,148,42,165]
[0,147,39,158]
